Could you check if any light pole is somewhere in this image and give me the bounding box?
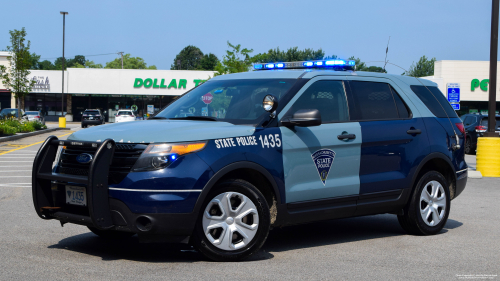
[60,11,68,121]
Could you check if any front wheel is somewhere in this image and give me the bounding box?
[87,226,135,239]
[398,171,451,235]
[192,179,270,262]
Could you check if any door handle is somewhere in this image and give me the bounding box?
[337,134,356,140]
[407,129,421,135]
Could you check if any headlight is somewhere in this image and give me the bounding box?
[132,141,207,172]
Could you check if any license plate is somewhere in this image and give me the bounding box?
[65,185,87,206]
[89,117,94,120]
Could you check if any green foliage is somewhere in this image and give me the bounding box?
[198,53,219,71]
[347,56,386,73]
[252,47,328,63]
[171,45,204,70]
[85,60,103,68]
[37,60,57,70]
[0,119,45,135]
[404,55,436,77]
[0,27,37,120]
[105,54,156,69]
[215,41,254,75]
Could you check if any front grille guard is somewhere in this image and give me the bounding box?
[32,136,116,230]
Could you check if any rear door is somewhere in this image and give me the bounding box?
[279,76,362,203]
[344,77,430,195]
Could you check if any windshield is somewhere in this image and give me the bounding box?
[154,79,295,125]
[117,111,133,116]
[84,111,99,115]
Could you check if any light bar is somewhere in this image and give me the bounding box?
[253,59,355,71]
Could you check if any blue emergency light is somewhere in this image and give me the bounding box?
[253,59,356,71]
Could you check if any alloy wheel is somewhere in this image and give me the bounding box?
[419,180,447,226]
[202,192,259,251]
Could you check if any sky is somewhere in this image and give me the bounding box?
[0,0,494,74]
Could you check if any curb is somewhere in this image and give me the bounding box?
[0,128,72,143]
[468,170,483,179]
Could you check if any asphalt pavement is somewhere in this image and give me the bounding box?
[0,130,498,280]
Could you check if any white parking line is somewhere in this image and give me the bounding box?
[1,176,31,177]
[0,157,35,158]
[0,166,32,167]
[0,161,33,162]
[0,170,32,172]
[0,183,32,185]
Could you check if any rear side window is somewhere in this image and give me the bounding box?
[410,86,458,118]
[347,81,404,120]
[85,111,99,115]
[390,86,411,118]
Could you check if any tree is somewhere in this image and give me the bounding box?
[404,55,436,77]
[171,45,204,70]
[198,53,219,70]
[85,60,103,68]
[0,28,36,119]
[252,47,328,63]
[347,56,386,73]
[37,60,57,70]
[215,41,254,75]
[105,54,156,69]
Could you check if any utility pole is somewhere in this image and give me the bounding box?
[485,0,499,137]
[118,52,124,69]
[60,11,68,118]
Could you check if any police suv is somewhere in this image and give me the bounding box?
[32,59,467,262]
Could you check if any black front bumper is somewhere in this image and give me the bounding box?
[82,119,102,125]
[32,136,196,243]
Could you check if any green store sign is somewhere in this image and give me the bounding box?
[471,79,489,91]
[134,78,207,89]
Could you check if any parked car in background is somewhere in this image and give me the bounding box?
[461,113,500,154]
[114,109,136,123]
[81,109,105,128]
[24,110,45,124]
[0,108,26,120]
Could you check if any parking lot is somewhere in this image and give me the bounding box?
[0,130,498,280]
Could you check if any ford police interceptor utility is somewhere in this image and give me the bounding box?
[32,59,467,262]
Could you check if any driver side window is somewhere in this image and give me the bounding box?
[286,80,349,123]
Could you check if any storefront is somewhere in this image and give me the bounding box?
[423,60,500,116]
[25,68,215,122]
[0,51,12,110]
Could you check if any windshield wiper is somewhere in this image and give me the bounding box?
[148,116,167,120]
[169,116,217,121]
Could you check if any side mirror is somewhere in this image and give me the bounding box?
[281,109,322,127]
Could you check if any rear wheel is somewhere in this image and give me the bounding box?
[192,179,270,262]
[464,138,475,154]
[398,171,450,235]
[87,226,135,239]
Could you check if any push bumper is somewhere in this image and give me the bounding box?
[32,136,197,242]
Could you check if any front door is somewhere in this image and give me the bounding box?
[279,77,362,203]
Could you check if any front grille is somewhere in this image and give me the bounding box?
[58,143,147,184]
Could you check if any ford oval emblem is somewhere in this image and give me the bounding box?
[76,153,93,164]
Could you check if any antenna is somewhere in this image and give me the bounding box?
[383,36,391,73]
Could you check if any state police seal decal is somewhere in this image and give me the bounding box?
[311,149,336,185]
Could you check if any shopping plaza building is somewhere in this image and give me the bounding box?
[0,54,215,122]
[1,55,499,121]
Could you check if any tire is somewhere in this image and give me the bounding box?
[81,123,87,128]
[87,226,135,239]
[398,171,451,235]
[464,138,475,155]
[192,179,271,262]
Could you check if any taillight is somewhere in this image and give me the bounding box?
[34,116,40,118]
[456,123,465,135]
[83,114,88,117]
[475,125,486,133]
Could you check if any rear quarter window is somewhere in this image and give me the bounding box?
[410,85,458,118]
